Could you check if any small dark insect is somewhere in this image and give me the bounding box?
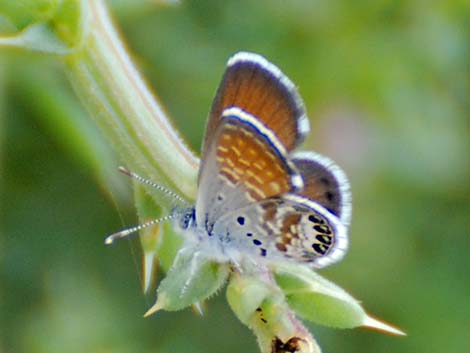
[271,336,304,353]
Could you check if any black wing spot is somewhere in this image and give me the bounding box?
[246,232,253,237]
[312,243,328,255]
[217,194,224,201]
[314,224,332,235]
[316,234,332,245]
[308,214,322,224]
[325,191,334,201]
[253,239,262,246]
[237,216,245,225]
[260,248,267,257]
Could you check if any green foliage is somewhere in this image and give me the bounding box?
[274,263,365,329]
[1,1,468,353]
[152,250,230,312]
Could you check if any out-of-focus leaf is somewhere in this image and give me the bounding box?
[10,60,128,201]
[0,23,70,53]
[0,0,59,29]
[0,0,84,49]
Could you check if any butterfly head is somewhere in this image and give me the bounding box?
[172,206,196,231]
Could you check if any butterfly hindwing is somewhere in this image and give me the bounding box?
[212,193,347,268]
[292,151,352,226]
[268,194,348,267]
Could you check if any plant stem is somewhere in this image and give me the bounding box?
[63,0,199,201]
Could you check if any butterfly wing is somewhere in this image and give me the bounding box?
[196,108,303,231]
[268,193,349,268]
[212,193,348,268]
[292,151,352,226]
[211,152,351,268]
[201,51,309,162]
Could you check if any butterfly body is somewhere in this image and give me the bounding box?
[170,52,351,269]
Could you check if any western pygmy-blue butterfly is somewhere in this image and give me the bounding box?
[106,52,351,269]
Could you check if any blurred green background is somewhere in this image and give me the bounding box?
[1,1,468,352]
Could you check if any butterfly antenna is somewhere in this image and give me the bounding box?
[118,166,188,205]
[105,214,176,245]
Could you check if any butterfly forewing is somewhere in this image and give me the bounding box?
[196,108,302,231]
[201,52,309,162]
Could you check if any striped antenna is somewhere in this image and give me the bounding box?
[117,166,188,205]
[105,167,188,245]
[105,214,175,245]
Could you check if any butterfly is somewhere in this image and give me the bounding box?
[179,51,352,268]
[108,52,351,269]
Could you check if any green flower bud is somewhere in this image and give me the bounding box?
[227,271,322,353]
[145,249,229,315]
[273,262,405,335]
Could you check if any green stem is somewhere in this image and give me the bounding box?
[63,0,198,201]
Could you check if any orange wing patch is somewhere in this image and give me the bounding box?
[215,119,295,202]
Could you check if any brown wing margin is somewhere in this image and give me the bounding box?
[202,52,309,158]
